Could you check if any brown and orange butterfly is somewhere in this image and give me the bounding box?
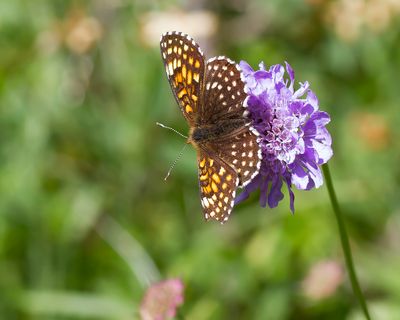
[160,31,261,223]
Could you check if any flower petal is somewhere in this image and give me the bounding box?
[284,175,295,212]
[290,161,309,190]
[239,60,254,77]
[268,175,284,208]
[301,159,324,189]
[259,176,269,207]
[293,81,309,99]
[305,89,319,112]
[312,139,333,164]
[285,61,295,92]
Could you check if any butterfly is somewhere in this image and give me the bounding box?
[160,31,261,223]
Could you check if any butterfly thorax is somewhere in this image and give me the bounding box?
[188,118,247,145]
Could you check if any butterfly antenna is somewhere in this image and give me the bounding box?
[156,122,188,139]
[164,143,188,181]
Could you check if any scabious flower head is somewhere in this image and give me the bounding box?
[139,278,184,320]
[236,61,333,211]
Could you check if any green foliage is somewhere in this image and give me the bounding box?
[1,0,400,319]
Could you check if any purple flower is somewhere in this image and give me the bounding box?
[139,278,184,320]
[236,61,333,212]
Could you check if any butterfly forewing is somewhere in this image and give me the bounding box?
[160,32,205,126]
[198,152,239,222]
[202,57,247,124]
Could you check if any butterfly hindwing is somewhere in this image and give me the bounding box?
[198,150,239,222]
[210,127,261,187]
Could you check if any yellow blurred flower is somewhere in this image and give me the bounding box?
[350,111,391,151]
[139,10,217,48]
[36,7,103,55]
[325,0,400,41]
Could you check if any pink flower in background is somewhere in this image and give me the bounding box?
[140,278,184,320]
[302,260,344,300]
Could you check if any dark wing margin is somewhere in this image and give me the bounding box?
[160,31,206,126]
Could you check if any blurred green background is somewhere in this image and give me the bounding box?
[1,0,400,319]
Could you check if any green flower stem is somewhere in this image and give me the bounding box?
[322,164,371,320]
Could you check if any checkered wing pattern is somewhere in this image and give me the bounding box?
[198,152,239,222]
[160,32,205,126]
[209,128,261,188]
[201,57,261,190]
[201,56,247,124]
[198,57,262,221]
